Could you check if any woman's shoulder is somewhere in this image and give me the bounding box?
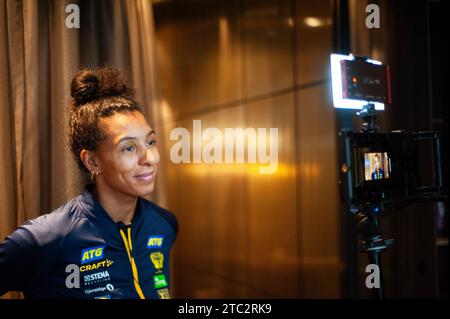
[7,197,83,249]
[140,199,179,236]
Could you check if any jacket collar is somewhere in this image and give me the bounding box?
[76,183,143,227]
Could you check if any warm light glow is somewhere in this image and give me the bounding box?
[304,17,321,27]
[304,17,332,28]
[160,98,175,123]
[286,17,295,27]
[168,162,323,179]
[169,163,294,178]
[300,163,321,179]
[219,16,229,43]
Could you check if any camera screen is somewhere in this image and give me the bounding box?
[341,59,391,104]
[363,152,391,181]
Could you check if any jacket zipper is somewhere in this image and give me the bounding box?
[118,223,145,299]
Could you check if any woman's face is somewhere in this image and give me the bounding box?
[94,111,160,198]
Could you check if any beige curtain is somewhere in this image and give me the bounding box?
[125,0,168,206]
[0,0,161,299]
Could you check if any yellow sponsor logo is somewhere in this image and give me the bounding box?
[147,236,164,249]
[157,288,171,299]
[80,259,114,272]
[81,245,105,264]
[150,252,164,270]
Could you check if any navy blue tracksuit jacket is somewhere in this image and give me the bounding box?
[0,184,178,299]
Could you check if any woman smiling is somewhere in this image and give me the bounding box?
[0,67,178,299]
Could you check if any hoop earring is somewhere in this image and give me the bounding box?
[90,171,100,182]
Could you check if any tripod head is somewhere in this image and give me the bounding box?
[353,205,394,253]
[356,103,379,133]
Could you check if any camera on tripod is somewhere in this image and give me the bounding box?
[330,53,446,298]
[331,53,445,213]
[340,130,444,214]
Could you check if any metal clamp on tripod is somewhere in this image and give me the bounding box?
[353,205,394,299]
[356,103,379,133]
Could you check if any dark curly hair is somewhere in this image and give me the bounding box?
[68,67,143,173]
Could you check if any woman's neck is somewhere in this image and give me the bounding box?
[93,182,138,225]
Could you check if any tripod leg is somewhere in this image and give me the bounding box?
[367,250,385,299]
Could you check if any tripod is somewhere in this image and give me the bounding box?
[353,207,394,299]
[340,100,446,299]
[354,103,393,299]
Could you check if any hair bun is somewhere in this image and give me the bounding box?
[71,67,131,107]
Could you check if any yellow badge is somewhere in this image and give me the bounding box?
[157,288,171,299]
[150,252,164,270]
